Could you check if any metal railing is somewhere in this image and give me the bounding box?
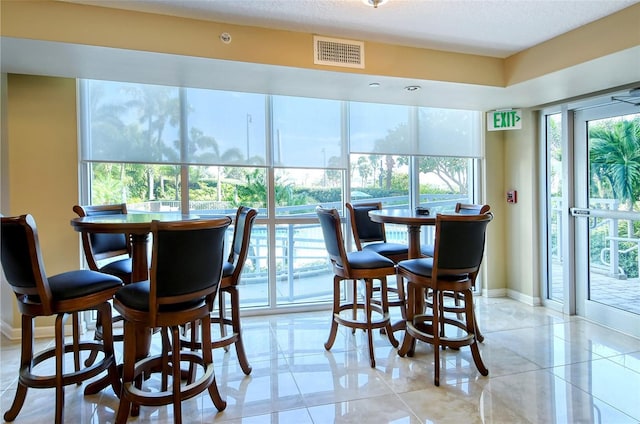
[126,195,468,305]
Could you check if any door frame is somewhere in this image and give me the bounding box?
[542,94,640,338]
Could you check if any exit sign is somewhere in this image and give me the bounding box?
[487,109,522,131]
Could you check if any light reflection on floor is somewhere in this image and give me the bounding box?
[1,297,639,423]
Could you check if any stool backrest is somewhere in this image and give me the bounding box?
[73,204,130,270]
[1,214,53,314]
[434,213,492,276]
[346,202,387,249]
[226,206,258,282]
[149,217,231,321]
[316,206,348,270]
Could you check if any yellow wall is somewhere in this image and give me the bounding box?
[2,74,79,331]
[502,109,540,303]
[483,130,506,296]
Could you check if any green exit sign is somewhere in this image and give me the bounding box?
[487,109,522,131]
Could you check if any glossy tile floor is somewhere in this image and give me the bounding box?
[2,297,640,423]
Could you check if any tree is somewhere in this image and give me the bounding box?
[418,157,468,193]
[589,118,640,210]
[355,156,372,186]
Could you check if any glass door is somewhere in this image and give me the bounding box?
[572,103,640,338]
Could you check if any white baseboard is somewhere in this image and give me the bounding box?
[483,287,507,298]
[506,289,542,306]
[1,319,81,341]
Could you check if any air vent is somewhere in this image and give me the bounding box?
[314,36,364,69]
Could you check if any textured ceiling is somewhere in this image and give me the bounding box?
[65,0,639,58]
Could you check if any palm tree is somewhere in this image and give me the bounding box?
[589,118,640,211]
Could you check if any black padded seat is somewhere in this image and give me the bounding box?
[345,250,396,269]
[100,259,133,279]
[362,241,410,258]
[47,270,123,299]
[397,258,468,282]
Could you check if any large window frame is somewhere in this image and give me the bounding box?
[79,79,485,314]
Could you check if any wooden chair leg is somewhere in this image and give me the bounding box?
[464,290,488,376]
[396,274,406,321]
[201,314,226,411]
[398,283,416,358]
[171,325,183,424]
[161,328,171,390]
[351,279,357,334]
[379,278,398,348]
[4,315,32,422]
[364,279,376,368]
[54,314,65,424]
[217,291,229,351]
[96,302,121,397]
[115,321,136,424]
[229,286,252,375]
[324,276,341,350]
[432,288,441,387]
[72,312,81,375]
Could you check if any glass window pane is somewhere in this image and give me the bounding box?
[275,223,335,306]
[188,165,267,215]
[349,154,409,207]
[546,113,563,302]
[272,96,344,168]
[350,102,412,155]
[274,168,345,216]
[418,108,482,157]
[89,162,181,212]
[83,80,180,163]
[185,89,267,166]
[417,156,474,249]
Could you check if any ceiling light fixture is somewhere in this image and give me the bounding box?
[362,0,389,8]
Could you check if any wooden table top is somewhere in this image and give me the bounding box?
[368,208,437,226]
[70,212,201,233]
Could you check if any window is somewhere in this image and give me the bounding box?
[80,79,483,313]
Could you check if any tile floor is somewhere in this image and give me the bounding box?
[1,297,640,423]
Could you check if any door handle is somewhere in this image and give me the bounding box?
[570,207,590,216]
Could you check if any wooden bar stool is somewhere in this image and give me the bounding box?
[397,213,492,386]
[316,206,398,368]
[113,217,231,424]
[1,214,122,424]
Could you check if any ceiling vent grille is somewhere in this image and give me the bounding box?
[314,36,364,69]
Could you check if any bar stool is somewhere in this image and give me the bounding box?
[113,217,231,424]
[346,201,409,329]
[1,214,122,424]
[316,206,398,368]
[397,213,492,386]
